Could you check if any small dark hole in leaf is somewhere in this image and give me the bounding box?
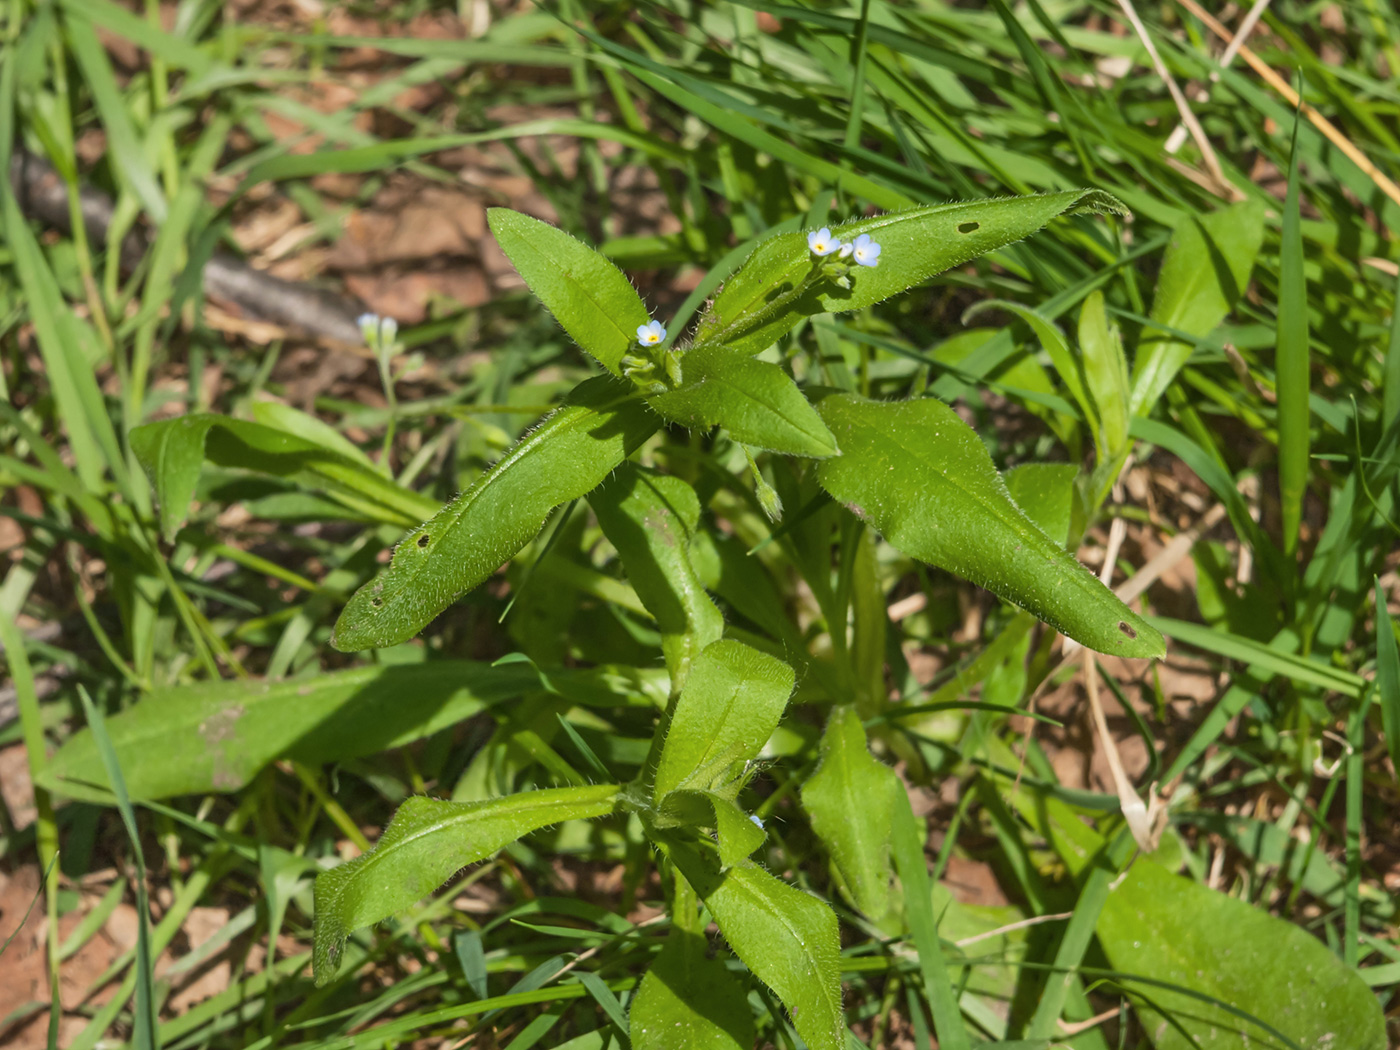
[371,597,383,608]
[1118,621,1137,639]
[957,221,980,234]
[417,534,430,548]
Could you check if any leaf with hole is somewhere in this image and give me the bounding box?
[696,190,1127,356]
[332,376,658,651]
[815,393,1162,657]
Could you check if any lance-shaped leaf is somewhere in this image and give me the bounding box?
[647,345,838,458]
[802,707,899,921]
[313,785,620,984]
[1004,462,1079,547]
[40,661,538,801]
[1011,783,1386,1050]
[333,376,658,651]
[652,639,795,800]
[590,465,724,690]
[696,190,1126,356]
[631,928,755,1050]
[1130,199,1265,416]
[663,836,844,1050]
[130,414,440,541]
[488,208,652,375]
[816,394,1162,658]
[659,786,766,869]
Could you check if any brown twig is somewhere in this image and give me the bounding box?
[1175,0,1400,211]
[8,148,367,344]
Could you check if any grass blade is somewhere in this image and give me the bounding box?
[1278,107,1310,558]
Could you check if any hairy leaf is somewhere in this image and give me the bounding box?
[816,394,1162,657]
[590,465,724,689]
[631,928,754,1050]
[802,707,899,921]
[333,376,658,651]
[488,208,651,375]
[313,785,620,983]
[1004,462,1079,547]
[664,838,844,1050]
[652,639,795,800]
[696,190,1126,356]
[648,345,838,457]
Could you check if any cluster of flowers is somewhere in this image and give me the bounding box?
[633,227,882,347]
[806,227,881,266]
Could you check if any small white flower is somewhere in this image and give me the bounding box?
[839,242,854,258]
[807,227,842,256]
[850,233,881,267]
[358,313,400,353]
[636,319,667,346]
[749,813,765,830]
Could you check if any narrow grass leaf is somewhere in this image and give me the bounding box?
[1277,111,1310,557]
[76,686,158,1050]
[1376,577,1400,777]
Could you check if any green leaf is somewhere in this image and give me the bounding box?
[647,345,838,457]
[1098,859,1386,1049]
[1376,577,1400,779]
[589,465,725,689]
[488,208,651,376]
[1277,116,1310,558]
[815,394,1162,657]
[313,785,620,984]
[630,928,754,1050]
[1003,463,1078,547]
[652,639,795,800]
[660,788,767,869]
[664,839,844,1050]
[332,376,659,651]
[801,706,899,921]
[696,190,1126,357]
[1077,290,1130,461]
[1130,199,1265,416]
[40,661,538,801]
[130,414,439,541]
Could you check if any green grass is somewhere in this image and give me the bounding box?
[1,0,1398,1046]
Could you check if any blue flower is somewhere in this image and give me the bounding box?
[636,319,667,345]
[846,233,881,267]
[807,227,843,257]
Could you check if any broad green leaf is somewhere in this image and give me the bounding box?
[664,838,844,1050]
[1130,199,1265,416]
[488,208,651,376]
[590,465,724,689]
[816,394,1163,657]
[696,190,1126,356]
[1007,776,1386,1050]
[630,928,754,1050]
[801,706,899,921]
[39,661,538,801]
[1099,859,1386,1049]
[313,785,620,983]
[332,376,659,651]
[1077,291,1130,460]
[130,414,439,541]
[652,639,795,800]
[1003,463,1078,547]
[647,345,838,457]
